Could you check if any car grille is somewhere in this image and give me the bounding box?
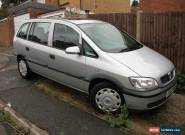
[160,69,175,84]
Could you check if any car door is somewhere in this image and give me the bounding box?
[14,22,31,59]
[47,23,87,92]
[26,22,52,76]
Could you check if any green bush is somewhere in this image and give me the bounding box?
[107,104,131,128]
[176,71,185,94]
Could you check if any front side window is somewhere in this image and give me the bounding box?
[17,23,30,39]
[53,23,79,50]
[83,39,97,58]
[28,22,50,45]
[79,23,142,53]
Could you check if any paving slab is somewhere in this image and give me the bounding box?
[0,55,9,70]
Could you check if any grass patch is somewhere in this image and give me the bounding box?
[59,132,65,135]
[107,105,132,128]
[0,112,30,135]
[176,71,185,94]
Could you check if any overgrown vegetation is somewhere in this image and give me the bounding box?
[0,112,30,135]
[59,132,65,135]
[176,71,185,94]
[1,0,26,9]
[0,8,8,18]
[107,105,131,128]
[131,0,139,7]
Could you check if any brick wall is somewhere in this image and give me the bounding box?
[0,17,14,47]
[0,8,50,47]
[141,0,185,13]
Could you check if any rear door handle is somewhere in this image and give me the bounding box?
[25,47,30,51]
[49,54,55,60]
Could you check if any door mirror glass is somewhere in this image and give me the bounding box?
[65,46,80,54]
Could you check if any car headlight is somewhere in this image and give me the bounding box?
[129,77,158,90]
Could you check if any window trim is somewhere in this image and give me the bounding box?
[26,22,32,40]
[16,22,31,40]
[27,22,51,46]
[52,23,81,51]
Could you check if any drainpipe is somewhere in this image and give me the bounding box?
[93,0,96,12]
[80,0,82,10]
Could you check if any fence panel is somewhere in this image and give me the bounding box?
[141,12,185,71]
[88,13,136,37]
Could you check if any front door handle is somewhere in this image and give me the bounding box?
[49,54,55,60]
[25,47,30,51]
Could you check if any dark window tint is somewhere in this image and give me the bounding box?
[83,39,97,58]
[53,23,79,50]
[17,23,30,39]
[28,22,50,45]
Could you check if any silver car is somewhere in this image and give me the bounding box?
[14,19,176,113]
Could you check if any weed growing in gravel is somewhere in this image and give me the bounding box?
[107,104,131,128]
[0,112,30,135]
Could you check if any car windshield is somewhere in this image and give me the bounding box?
[79,23,143,53]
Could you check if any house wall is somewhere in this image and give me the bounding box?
[141,0,185,13]
[59,0,130,13]
[0,17,14,47]
[82,0,130,13]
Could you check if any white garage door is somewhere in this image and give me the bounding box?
[14,13,30,33]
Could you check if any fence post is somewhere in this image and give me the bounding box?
[136,10,142,41]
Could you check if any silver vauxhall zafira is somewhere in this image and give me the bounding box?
[14,19,176,113]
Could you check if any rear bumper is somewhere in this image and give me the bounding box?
[123,79,177,110]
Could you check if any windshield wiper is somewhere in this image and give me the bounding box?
[120,46,140,52]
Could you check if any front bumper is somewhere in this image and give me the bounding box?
[123,79,177,110]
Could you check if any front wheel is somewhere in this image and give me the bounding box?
[90,82,124,113]
[18,58,31,79]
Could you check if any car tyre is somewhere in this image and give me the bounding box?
[18,58,31,79]
[90,82,124,114]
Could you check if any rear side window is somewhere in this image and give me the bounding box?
[28,22,50,45]
[53,23,79,50]
[17,23,30,39]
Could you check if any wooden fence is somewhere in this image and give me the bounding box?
[88,13,137,38]
[88,12,185,72]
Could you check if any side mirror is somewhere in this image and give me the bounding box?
[65,46,81,54]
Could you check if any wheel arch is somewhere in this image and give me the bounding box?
[17,54,25,61]
[88,77,123,94]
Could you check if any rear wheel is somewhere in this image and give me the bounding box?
[90,82,124,113]
[18,58,31,79]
